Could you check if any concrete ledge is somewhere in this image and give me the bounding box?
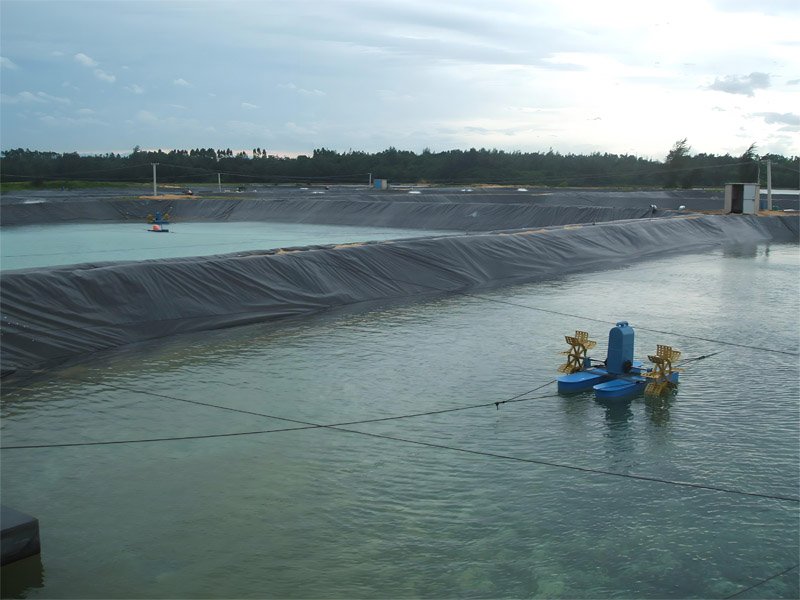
[1,505,41,566]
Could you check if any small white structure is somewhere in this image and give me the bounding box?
[724,183,761,214]
[374,179,389,190]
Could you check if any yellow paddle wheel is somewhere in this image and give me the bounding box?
[558,330,597,374]
[644,344,682,396]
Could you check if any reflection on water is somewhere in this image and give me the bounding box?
[0,555,44,599]
[597,398,634,428]
[1,244,798,599]
[644,392,675,426]
[723,242,760,258]
[596,398,635,466]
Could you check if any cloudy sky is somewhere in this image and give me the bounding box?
[1,0,798,159]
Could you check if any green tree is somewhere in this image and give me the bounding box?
[664,138,691,188]
[738,143,758,182]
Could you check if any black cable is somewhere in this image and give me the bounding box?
[3,378,797,504]
[0,380,559,448]
[770,163,800,175]
[674,351,724,366]
[633,326,798,357]
[330,427,800,503]
[723,563,799,599]
[0,425,312,448]
[0,379,558,450]
[0,347,719,399]
[467,295,800,357]
[0,223,800,501]
[336,244,800,358]
[8,421,796,502]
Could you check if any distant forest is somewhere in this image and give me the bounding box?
[1,140,797,189]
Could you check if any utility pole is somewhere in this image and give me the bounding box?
[766,159,772,211]
[217,173,222,193]
[368,172,372,187]
[151,163,158,196]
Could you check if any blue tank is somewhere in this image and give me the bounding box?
[606,321,634,375]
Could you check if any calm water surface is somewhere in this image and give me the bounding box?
[1,243,798,599]
[0,222,452,270]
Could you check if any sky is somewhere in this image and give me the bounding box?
[1,0,798,159]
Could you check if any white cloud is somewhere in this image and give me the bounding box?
[753,112,800,126]
[169,104,187,110]
[752,112,800,132]
[224,120,274,138]
[18,91,44,103]
[1,0,798,156]
[707,72,770,96]
[39,113,108,127]
[74,52,98,67]
[377,89,415,102]
[285,121,317,136]
[77,108,95,115]
[0,56,19,70]
[136,110,159,123]
[37,91,71,104]
[278,82,326,96]
[93,68,116,83]
[129,111,217,136]
[1,91,46,104]
[73,53,115,82]
[711,0,800,14]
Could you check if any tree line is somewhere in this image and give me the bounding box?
[0,141,797,188]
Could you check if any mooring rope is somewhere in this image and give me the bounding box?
[3,378,797,504]
[723,563,799,599]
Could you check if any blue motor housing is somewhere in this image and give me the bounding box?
[606,321,634,375]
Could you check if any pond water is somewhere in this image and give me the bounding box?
[1,243,798,599]
[0,222,452,270]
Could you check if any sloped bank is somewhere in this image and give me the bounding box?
[1,197,666,230]
[1,214,797,374]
